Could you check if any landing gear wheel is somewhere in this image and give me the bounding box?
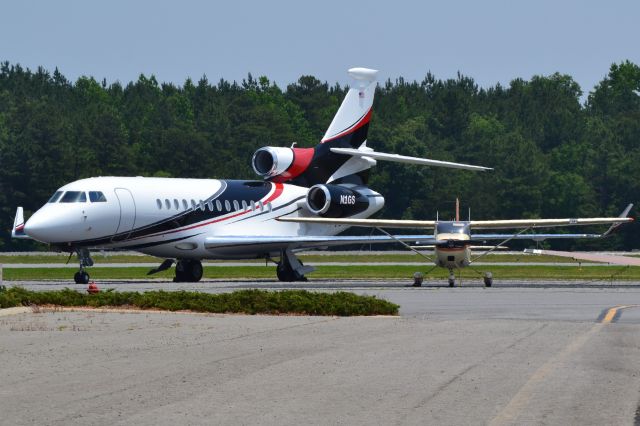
[448,279,455,287]
[276,259,307,282]
[174,259,203,282]
[448,271,455,287]
[484,272,493,287]
[74,271,90,284]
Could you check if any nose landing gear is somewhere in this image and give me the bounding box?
[73,248,93,284]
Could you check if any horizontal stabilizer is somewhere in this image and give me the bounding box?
[330,147,492,172]
[525,249,640,267]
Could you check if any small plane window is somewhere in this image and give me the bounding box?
[242,200,248,210]
[207,201,213,211]
[48,191,63,203]
[89,191,107,202]
[182,199,188,210]
[233,200,239,211]
[60,191,87,203]
[165,199,171,209]
[174,199,179,210]
[156,199,162,209]
[267,202,272,212]
[216,200,222,211]
[224,200,231,212]
[198,200,204,211]
[250,200,256,211]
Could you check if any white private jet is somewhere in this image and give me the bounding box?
[12,67,495,284]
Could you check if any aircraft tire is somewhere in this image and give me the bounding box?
[484,278,492,287]
[75,271,90,284]
[175,260,203,282]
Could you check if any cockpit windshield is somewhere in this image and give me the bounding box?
[89,191,107,202]
[60,191,87,203]
[436,222,470,235]
[47,191,63,203]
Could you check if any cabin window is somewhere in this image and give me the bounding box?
[89,191,107,202]
[267,202,272,212]
[215,200,222,211]
[258,201,264,212]
[233,200,239,211]
[174,199,179,210]
[156,199,162,209]
[224,200,231,212]
[250,200,256,211]
[207,201,213,211]
[191,199,196,209]
[198,200,204,211]
[47,191,63,203]
[242,200,248,210]
[165,199,171,209]
[60,191,87,203]
[181,199,187,210]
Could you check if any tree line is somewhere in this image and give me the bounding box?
[0,61,638,250]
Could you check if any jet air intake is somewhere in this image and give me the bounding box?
[306,184,371,218]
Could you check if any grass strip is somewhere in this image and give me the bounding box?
[3,265,640,281]
[0,286,399,316]
[3,253,635,265]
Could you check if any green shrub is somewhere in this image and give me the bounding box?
[0,287,399,316]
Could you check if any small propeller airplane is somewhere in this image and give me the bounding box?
[279,202,634,286]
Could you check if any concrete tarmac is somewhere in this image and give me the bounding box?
[2,280,640,425]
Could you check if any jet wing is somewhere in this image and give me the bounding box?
[278,217,438,229]
[330,147,492,171]
[204,234,437,254]
[524,249,640,267]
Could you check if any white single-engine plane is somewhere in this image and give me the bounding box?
[11,67,632,285]
[280,201,634,286]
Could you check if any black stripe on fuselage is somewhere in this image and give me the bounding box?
[61,180,275,247]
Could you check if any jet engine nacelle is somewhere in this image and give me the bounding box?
[251,146,315,182]
[306,184,373,218]
[252,147,294,178]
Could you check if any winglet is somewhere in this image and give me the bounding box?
[11,207,30,239]
[602,203,634,237]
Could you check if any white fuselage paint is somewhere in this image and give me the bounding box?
[24,176,384,260]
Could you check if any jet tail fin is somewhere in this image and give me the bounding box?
[12,207,30,239]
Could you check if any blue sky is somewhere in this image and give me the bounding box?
[1,0,638,97]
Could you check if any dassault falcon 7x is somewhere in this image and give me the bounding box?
[12,67,497,284]
[279,202,633,287]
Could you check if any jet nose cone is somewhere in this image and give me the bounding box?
[24,211,51,242]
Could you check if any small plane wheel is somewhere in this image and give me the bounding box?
[484,278,493,287]
[448,279,455,287]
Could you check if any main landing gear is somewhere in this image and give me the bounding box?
[448,269,456,287]
[174,259,203,282]
[276,249,315,282]
[73,248,93,284]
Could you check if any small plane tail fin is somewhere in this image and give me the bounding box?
[602,203,634,237]
[11,207,29,239]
